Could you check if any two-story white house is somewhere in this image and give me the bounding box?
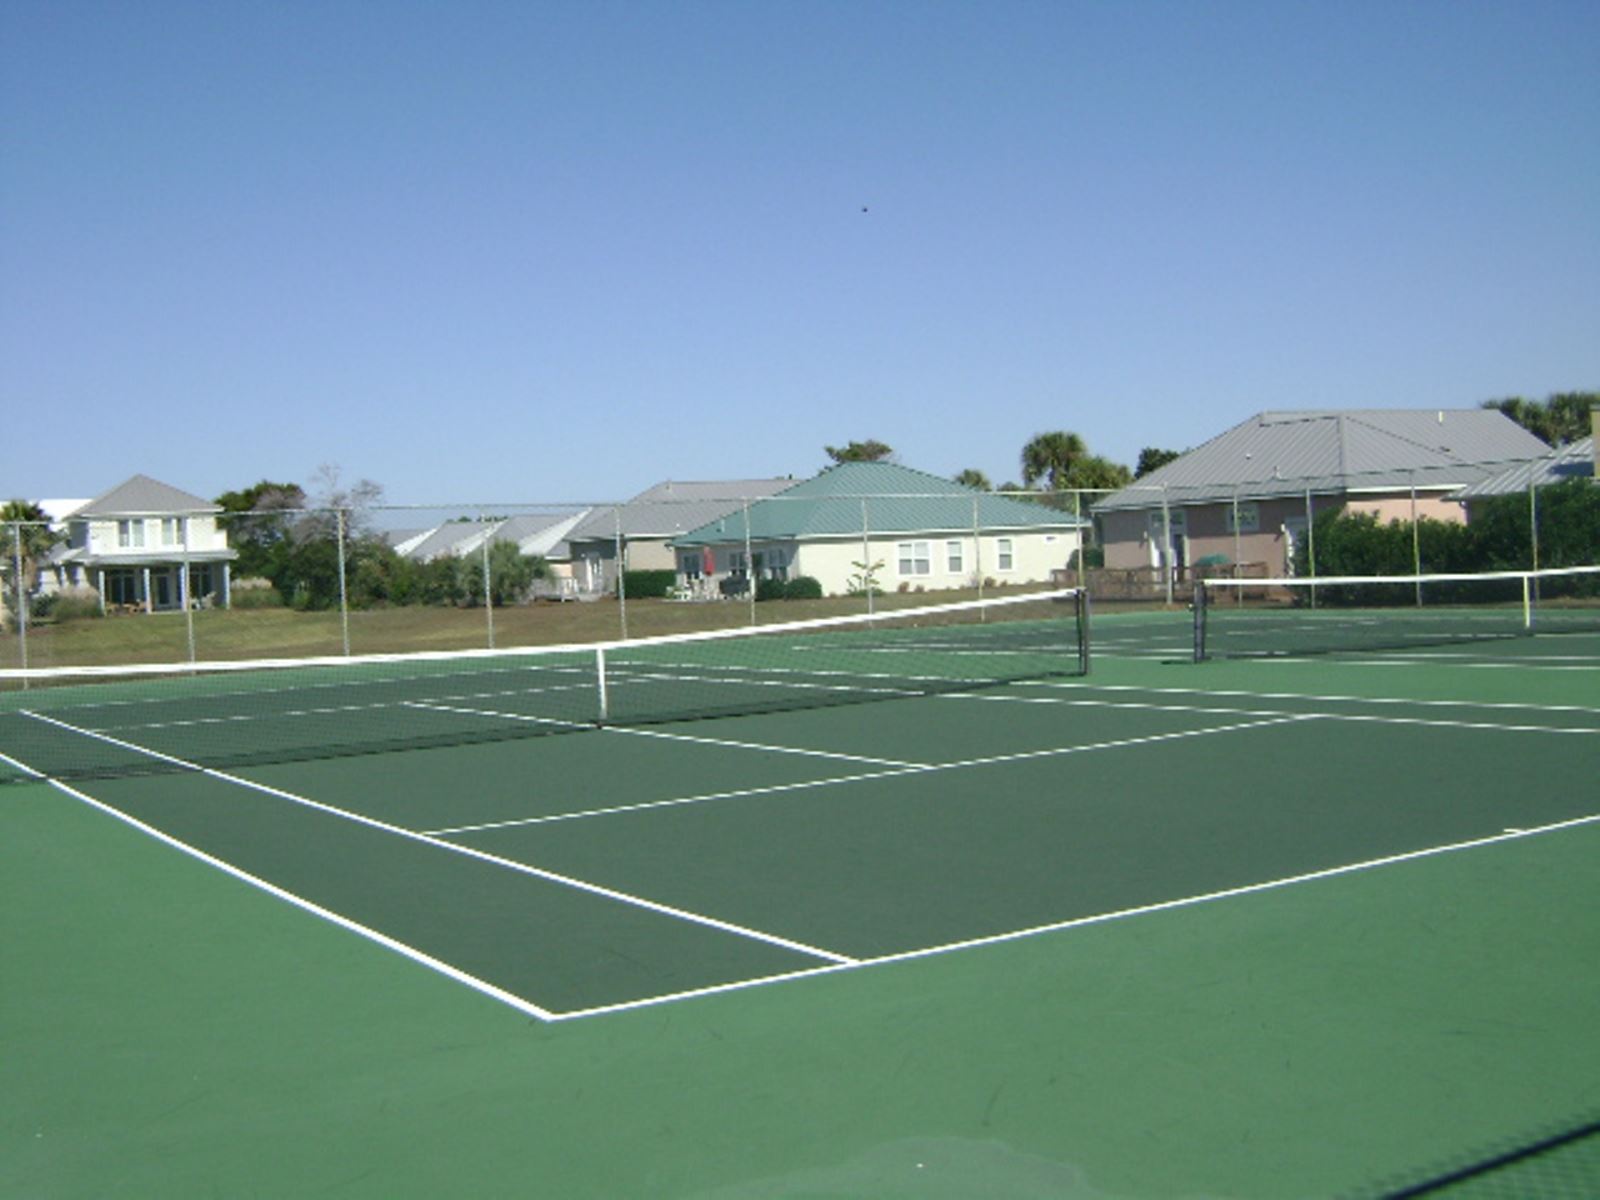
[45,475,237,613]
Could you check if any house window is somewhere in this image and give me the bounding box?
[996,538,1014,571]
[679,553,702,579]
[764,547,789,581]
[117,520,145,549]
[1224,502,1261,534]
[946,540,963,574]
[161,517,183,546]
[897,541,931,576]
[730,551,747,578]
[105,569,140,605]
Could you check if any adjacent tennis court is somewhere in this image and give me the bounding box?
[4,591,1597,1197]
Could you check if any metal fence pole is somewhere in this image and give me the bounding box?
[861,498,873,615]
[1159,488,1173,605]
[181,515,197,664]
[11,522,27,684]
[613,507,628,640]
[972,495,983,603]
[1409,473,1422,605]
[336,508,351,655]
[743,500,756,626]
[1231,487,1242,579]
[1304,488,1317,608]
[1528,474,1540,573]
[480,513,496,650]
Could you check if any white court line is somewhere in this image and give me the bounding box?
[548,809,1600,1022]
[1257,655,1600,671]
[424,714,1314,836]
[19,709,854,967]
[1024,679,1600,715]
[944,691,1600,736]
[26,769,564,1022]
[403,698,927,769]
[600,724,926,769]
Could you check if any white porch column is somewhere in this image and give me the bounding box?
[221,562,232,609]
[96,568,106,614]
[141,566,152,613]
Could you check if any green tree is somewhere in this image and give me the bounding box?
[953,468,992,491]
[825,439,894,463]
[1019,431,1087,492]
[1060,455,1133,491]
[214,480,306,579]
[266,467,388,609]
[1,500,62,622]
[1482,392,1598,446]
[470,540,549,607]
[1135,447,1181,477]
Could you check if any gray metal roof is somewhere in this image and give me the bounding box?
[673,462,1085,546]
[75,474,219,516]
[566,479,792,543]
[1093,410,1551,511]
[1455,437,1595,498]
[389,511,591,561]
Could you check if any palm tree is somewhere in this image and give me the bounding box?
[953,468,991,491]
[1,500,61,625]
[1019,431,1087,492]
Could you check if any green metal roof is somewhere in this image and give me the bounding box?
[672,462,1086,545]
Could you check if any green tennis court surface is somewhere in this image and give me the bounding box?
[5,615,1597,1197]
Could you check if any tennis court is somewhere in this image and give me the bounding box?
[4,589,1598,1197]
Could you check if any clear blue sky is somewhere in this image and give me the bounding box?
[4,0,1597,505]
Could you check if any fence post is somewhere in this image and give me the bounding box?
[11,522,27,684]
[1304,488,1317,609]
[181,514,197,664]
[1231,487,1242,577]
[613,507,628,640]
[480,513,496,650]
[743,500,755,625]
[336,508,351,655]
[1159,488,1173,605]
[1410,473,1422,605]
[861,498,873,615]
[972,495,983,603]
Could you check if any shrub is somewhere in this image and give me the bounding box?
[784,576,823,600]
[229,582,284,609]
[46,588,103,621]
[621,569,676,599]
[755,577,786,602]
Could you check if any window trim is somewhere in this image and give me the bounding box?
[897,540,932,576]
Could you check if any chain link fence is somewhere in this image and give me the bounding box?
[5,450,1593,673]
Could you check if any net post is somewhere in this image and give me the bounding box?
[1075,490,1086,593]
[595,645,609,723]
[1522,573,1533,631]
[1192,580,1208,662]
[1076,588,1091,675]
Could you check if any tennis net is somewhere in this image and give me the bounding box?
[0,587,1088,784]
[1193,565,1600,660]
